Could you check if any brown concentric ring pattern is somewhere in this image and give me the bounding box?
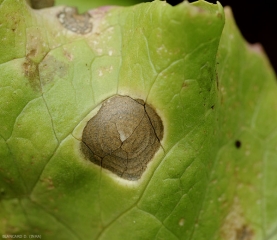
[81,95,163,180]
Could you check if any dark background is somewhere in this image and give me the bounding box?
[167,0,277,73]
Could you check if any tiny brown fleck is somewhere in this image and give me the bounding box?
[236,225,254,240]
[182,82,188,88]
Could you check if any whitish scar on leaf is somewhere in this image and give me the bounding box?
[57,7,92,34]
[81,95,164,181]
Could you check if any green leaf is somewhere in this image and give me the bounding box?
[0,0,276,239]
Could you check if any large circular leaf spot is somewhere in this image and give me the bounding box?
[81,95,163,180]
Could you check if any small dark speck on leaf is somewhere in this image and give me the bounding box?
[217,12,223,19]
[182,82,188,88]
[236,225,254,240]
[235,140,241,149]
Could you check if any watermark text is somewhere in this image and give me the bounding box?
[2,235,41,239]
